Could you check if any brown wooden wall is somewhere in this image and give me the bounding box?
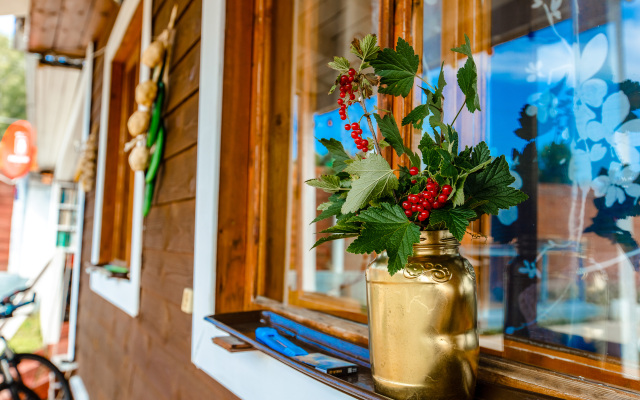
[75,0,237,398]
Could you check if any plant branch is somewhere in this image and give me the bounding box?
[451,98,466,125]
[359,89,382,154]
[417,74,437,92]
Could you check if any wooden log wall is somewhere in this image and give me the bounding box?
[75,0,238,398]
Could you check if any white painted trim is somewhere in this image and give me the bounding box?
[67,42,94,362]
[190,1,355,398]
[89,0,151,317]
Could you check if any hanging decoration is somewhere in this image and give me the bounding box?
[125,4,177,216]
[74,125,99,191]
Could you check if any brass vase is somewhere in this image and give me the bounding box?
[365,230,478,400]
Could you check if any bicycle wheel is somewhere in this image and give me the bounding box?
[8,354,72,400]
[0,382,40,400]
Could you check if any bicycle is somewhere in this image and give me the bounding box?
[0,288,72,400]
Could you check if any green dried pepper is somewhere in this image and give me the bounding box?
[145,124,165,184]
[143,180,155,217]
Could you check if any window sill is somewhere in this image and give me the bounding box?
[202,298,638,400]
[86,262,140,317]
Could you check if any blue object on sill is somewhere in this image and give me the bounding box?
[255,327,308,357]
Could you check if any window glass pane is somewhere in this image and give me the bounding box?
[423,0,640,387]
[289,0,378,315]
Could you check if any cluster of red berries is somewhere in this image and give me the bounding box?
[401,178,453,222]
[337,68,358,121]
[345,122,368,152]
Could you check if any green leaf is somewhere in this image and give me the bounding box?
[342,154,399,213]
[306,175,342,193]
[443,125,459,155]
[312,196,346,223]
[406,149,421,168]
[328,56,350,72]
[312,234,358,249]
[402,104,429,129]
[451,35,481,113]
[374,113,405,157]
[370,37,419,97]
[347,203,421,275]
[471,141,490,166]
[429,207,476,241]
[351,34,380,61]
[451,176,467,207]
[319,138,351,172]
[321,219,361,234]
[465,155,529,215]
[435,62,446,98]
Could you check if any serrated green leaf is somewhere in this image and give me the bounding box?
[328,56,351,72]
[402,104,429,129]
[306,175,342,193]
[429,207,476,241]
[370,37,419,97]
[342,154,399,213]
[465,155,529,215]
[452,35,481,113]
[317,202,332,211]
[451,176,467,207]
[406,148,421,168]
[312,196,346,223]
[378,139,390,149]
[443,125,459,155]
[373,113,405,157]
[428,104,445,140]
[351,34,380,61]
[319,138,351,172]
[328,84,338,95]
[312,234,358,249]
[347,203,421,275]
[321,219,361,234]
[471,141,490,166]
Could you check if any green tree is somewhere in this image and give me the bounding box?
[0,34,26,138]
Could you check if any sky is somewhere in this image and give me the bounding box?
[0,15,14,38]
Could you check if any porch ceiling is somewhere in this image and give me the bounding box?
[28,0,118,57]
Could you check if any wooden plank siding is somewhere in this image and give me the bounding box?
[74,0,238,398]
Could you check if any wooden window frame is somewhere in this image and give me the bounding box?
[192,0,640,398]
[90,0,151,317]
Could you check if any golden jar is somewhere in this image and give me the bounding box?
[365,230,478,400]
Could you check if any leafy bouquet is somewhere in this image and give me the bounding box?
[307,35,528,275]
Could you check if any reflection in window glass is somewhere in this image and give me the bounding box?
[423,0,640,386]
[289,0,378,315]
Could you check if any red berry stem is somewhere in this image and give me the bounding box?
[357,83,382,154]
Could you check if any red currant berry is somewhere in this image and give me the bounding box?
[416,205,424,212]
[410,195,419,203]
[409,167,419,176]
[427,178,433,184]
[348,76,354,82]
[340,75,348,84]
[402,201,411,209]
[345,124,351,130]
[344,84,352,92]
[441,185,452,195]
[437,194,448,203]
[340,115,347,120]
[337,99,344,105]
[432,201,441,209]
[421,210,430,219]
[351,132,359,139]
[354,138,362,146]
[417,213,427,222]
[361,140,369,148]
[422,201,431,210]
[351,123,359,130]
[348,68,356,76]
[339,92,346,98]
[411,205,418,212]
[349,93,356,100]
[411,180,417,184]
[404,210,413,218]
[426,183,435,191]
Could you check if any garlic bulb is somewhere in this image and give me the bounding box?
[142,41,165,68]
[127,110,151,136]
[135,80,158,107]
[129,145,150,171]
